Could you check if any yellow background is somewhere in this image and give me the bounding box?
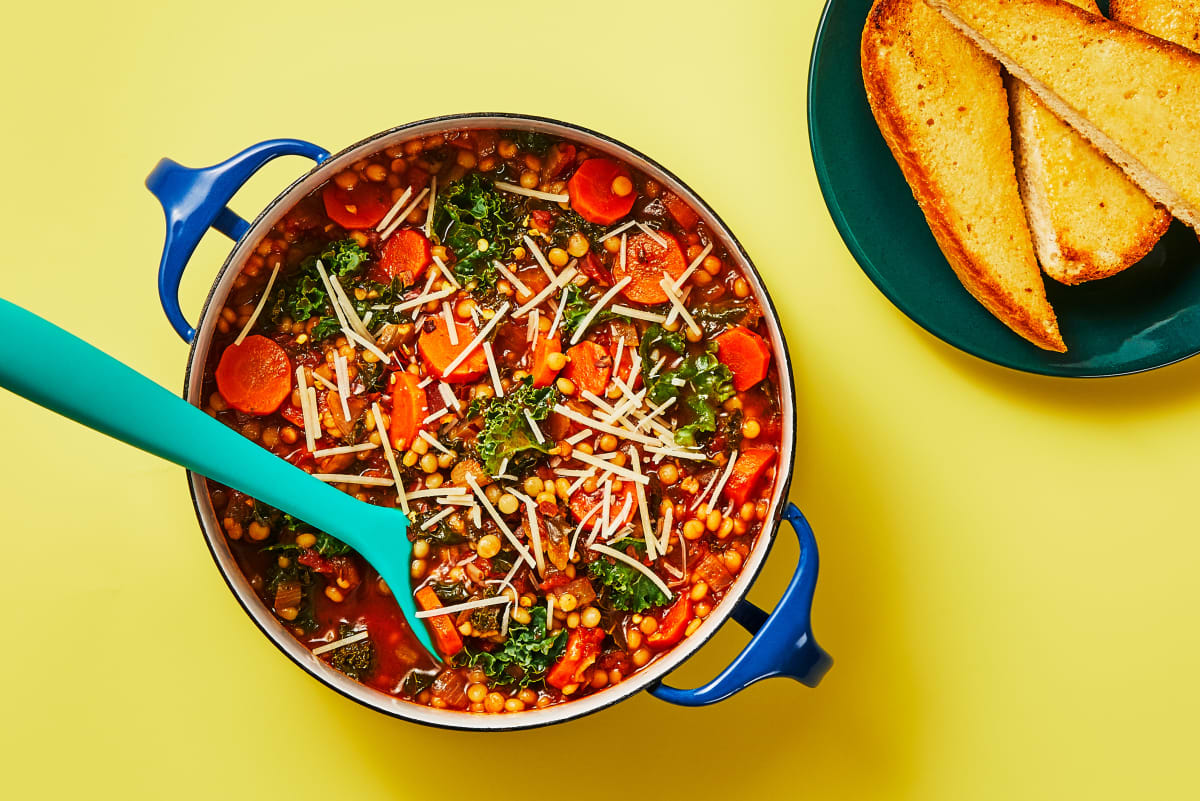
[2,0,1197,798]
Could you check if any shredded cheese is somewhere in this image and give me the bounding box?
[659,275,701,335]
[611,304,667,324]
[494,181,570,203]
[310,371,337,392]
[440,302,510,377]
[442,302,458,346]
[431,253,460,289]
[547,284,567,338]
[524,234,556,281]
[465,474,534,567]
[553,404,658,446]
[296,367,316,452]
[646,445,707,460]
[513,265,577,317]
[417,430,453,455]
[523,409,545,444]
[371,402,408,512]
[345,329,390,364]
[589,543,673,599]
[629,447,657,560]
[483,341,504,397]
[571,450,650,485]
[601,220,637,241]
[619,232,627,274]
[312,473,395,486]
[437,382,462,413]
[495,260,530,296]
[380,185,431,240]
[314,260,354,341]
[311,442,378,458]
[566,428,593,445]
[405,487,468,499]
[423,408,448,425]
[673,241,712,291]
[704,450,740,510]
[233,264,280,345]
[568,496,603,560]
[312,629,369,656]
[376,186,414,233]
[334,354,352,423]
[569,276,632,345]
[394,287,452,313]
[636,221,668,248]
[424,175,437,237]
[510,490,546,577]
[329,273,375,342]
[420,507,454,530]
[414,594,510,619]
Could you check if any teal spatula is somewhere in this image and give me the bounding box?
[0,297,438,658]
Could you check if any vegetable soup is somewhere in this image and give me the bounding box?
[202,128,784,713]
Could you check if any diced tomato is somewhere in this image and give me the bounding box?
[569,482,638,530]
[322,181,391,230]
[646,594,692,650]
[529,209,555,234]
[371,229,432,284]
[546,627,605,689]
[568,158,636,225]
[542,143,577,181]
[279,401,306,428]
[577,251,612,287]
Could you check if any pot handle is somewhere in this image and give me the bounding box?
[648,502,831,705]
[145,139,330,343]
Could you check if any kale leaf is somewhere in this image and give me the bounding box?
[433,173,522,289]
[269,238,371,335]
[639,323,686,367]
[476,377,558,474]
[586,555,669,613]
[550,209,609,249]
[509,130,554,156]
[459,606,566,688]
[643,345,735,447]
[327,625,375,680]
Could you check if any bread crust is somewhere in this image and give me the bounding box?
[1007,0,1171,286]
[862,0,1066,351]
[928,0,1200,231]
[1110,0,1200,50]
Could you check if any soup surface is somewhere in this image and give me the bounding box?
[201,128,784,713]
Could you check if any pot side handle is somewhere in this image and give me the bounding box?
[648,502,832,706]
[145,139,330,343]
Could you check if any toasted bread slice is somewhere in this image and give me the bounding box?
[1009,0,1170,285]
[927,0,1200,232]
[862,0,1065,352]
[1110,0,1200,51]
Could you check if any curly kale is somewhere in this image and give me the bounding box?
[326,625,375,681]
[459,606,566,688]
[586,555,670,613]
[269,239,372,336]
[432,173,523,289]
[476,377,558,474]
[641,339,735,448]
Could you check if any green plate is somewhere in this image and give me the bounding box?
[808,0,1200,377]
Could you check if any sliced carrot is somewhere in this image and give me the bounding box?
[569,481,638,529]
[214,335,292,416]
[612,231,687,304]
[723,449,777,507]
[661,192,700,230]
[568,158,637,225]
[530,332,563,388]
[418,316,488,384]
[388,371,428,451]
[715,326,772,391]
[370,229,431,284]
[322,181,391,230]
[562,341,612,396]
[415,586,464,657]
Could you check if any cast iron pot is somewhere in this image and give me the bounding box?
[146,113,832,730]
